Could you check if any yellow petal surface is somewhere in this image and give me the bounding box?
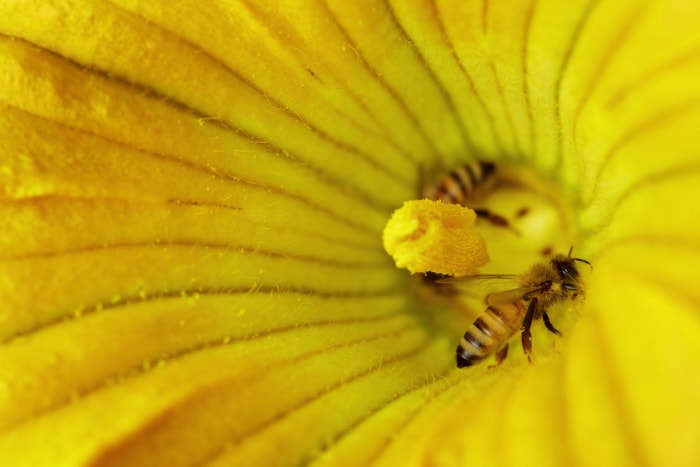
[1,0,699,466]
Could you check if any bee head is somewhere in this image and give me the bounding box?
[551,252,591,293]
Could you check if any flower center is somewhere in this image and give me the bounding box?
[478,162,582,273]
[388,160,586,367]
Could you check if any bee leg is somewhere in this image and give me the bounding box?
[494,343,509,366]
[521,298,538,363]
[473,208,521,237]
[542,311,561,335]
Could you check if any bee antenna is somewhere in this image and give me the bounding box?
[567,246,593,269]
[572,257,593,269]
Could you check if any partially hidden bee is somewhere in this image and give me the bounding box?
[424,159,495,204]
[423,160,517,233]
[447,249,590,368]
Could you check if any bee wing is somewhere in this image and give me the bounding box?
[485,286,542,306]
[435,274,517,285]
[433,274,520,300]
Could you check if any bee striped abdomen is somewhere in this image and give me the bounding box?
[426,161,495,205]
[456,306,512,368]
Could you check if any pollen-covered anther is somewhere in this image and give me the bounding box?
[382,199,489,276]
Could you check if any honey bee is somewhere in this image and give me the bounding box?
[424,160,516,233]
[447,249,591,367]
[424,159,495,204]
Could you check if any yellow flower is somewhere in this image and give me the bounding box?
[1,0,699,466]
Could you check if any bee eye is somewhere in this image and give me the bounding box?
[556,262,579,281]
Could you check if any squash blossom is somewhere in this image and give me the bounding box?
[1,1,699,466]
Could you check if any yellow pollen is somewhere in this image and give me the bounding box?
[382,199,489,276]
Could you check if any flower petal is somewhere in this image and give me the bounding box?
[1,0,700,466]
